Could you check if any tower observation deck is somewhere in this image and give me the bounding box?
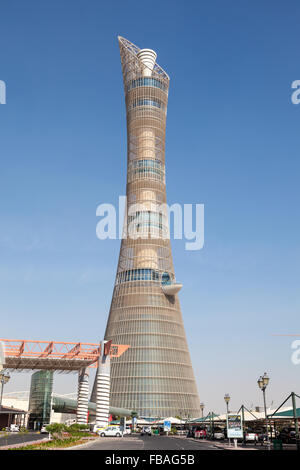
[92,37,200,418]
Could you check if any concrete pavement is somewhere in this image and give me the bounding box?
[72,435,223,451]
[0,431,48,448]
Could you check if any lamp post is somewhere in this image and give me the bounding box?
[0,371,10,411]
[224,394,230,445]
[224,394,230,414]
[200,403,204,419]
[258,372,270,447]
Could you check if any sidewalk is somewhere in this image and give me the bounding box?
[211,441,258,451]
[195,439,298,451]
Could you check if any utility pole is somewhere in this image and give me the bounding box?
[291,392,299,439]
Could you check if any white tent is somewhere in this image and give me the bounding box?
[156,417,185,425]
[190,407,294,424]
[135,419,156,426]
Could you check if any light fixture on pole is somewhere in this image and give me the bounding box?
[0,371,11,411]
[224,394,230,414]
[200,402,205,419]
[224,393,231,445]
[257,372,270,447]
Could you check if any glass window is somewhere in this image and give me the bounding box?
[127,77,167,93]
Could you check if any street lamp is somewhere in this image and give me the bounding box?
[224,394,230,414]
[258,372,270,446]
[0,371,10,411]
[200,403,205,419]
[224,394,230,444]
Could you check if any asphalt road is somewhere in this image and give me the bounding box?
[80,435,222,451]
[0,431,46,447]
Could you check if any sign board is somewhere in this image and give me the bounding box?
[163,420,171,432]
[227,414,243,439]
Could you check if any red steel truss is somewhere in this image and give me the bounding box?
[0,339,130,371]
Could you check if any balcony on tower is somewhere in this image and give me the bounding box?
[161,271,183,295]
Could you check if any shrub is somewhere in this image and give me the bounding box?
[68,423,89,432]
[45,423,68,439]
[45,423,90,439]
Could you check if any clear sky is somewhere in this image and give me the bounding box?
[0,0,299,414]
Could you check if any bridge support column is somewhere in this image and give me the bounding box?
[77,367,89,425]
[95,341,110,428]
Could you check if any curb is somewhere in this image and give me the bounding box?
[63,438,100,450]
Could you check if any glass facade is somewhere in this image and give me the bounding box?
[128,159,165,183]
[116,268,174,284]
[28,370,53,430]
[129,98,165,111]
[127,77,168,92]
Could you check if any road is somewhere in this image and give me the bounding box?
[80,435,222,451]
[0,431,46,447]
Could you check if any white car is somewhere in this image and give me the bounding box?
[124,427,131,435]
[9,424,19,432]
[40,425,49,434]
[213,431,225,440]
[245,432,258,442]
[98,426,122,437]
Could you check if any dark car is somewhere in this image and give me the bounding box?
[278,428,296,444]
[141,426,152,436]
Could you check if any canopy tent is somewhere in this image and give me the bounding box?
[188,412,220,423]
[214,411,264,422]
[188,406,299,424]
[135,419,157,426]
[268,407,300,419]
[155,417,185,425]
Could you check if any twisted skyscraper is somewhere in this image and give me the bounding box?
[96,37,200,418]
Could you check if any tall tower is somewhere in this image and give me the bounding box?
[97,37,200,418]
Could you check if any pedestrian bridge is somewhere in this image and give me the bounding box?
[0,338,131,427]
[0,338,129,371]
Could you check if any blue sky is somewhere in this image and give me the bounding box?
[0,0,299,413]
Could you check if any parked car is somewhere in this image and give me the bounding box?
[245,432,258,442]
[186,427,195,438]
[194,429,207,439]
[40,425,49,434]
[278,428,296,444]
[211,428,225,440]
[187,426,204,438]
[213,431,225,440]
[141,426,152,436]
[9,424,19,432]
[98,426,122,437]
